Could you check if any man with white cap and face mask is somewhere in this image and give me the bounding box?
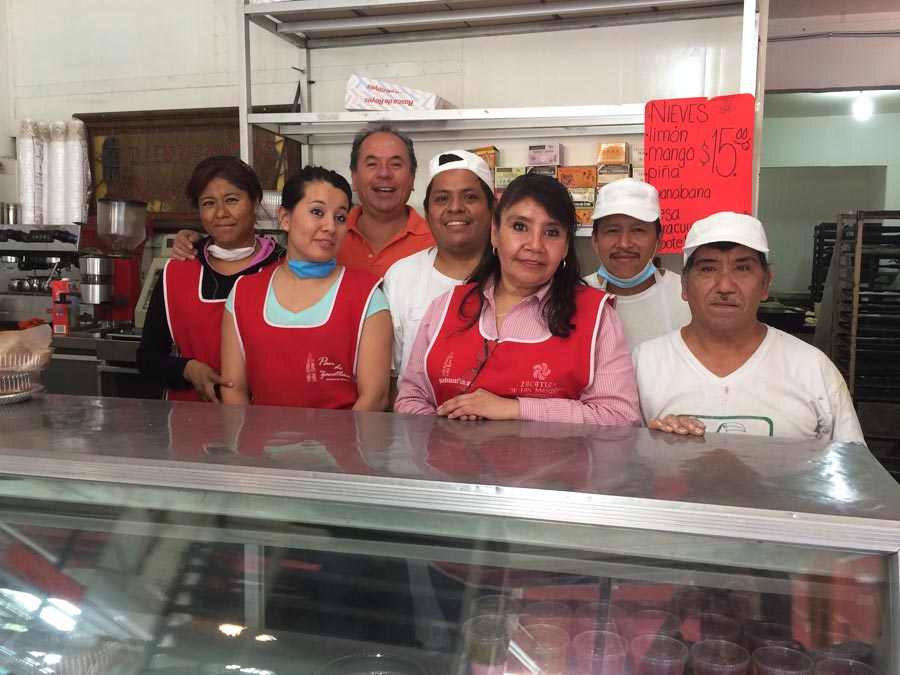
[633,211,864,442]
[383,149,495,387]
[584,178,691,347]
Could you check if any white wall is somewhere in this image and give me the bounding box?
[759,112,899,294]
[758,166,886,293]
[0,1,745,203]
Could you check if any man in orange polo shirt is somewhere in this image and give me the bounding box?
[340,123,434,276]
[171,124,433,278]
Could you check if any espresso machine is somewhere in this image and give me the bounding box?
[76,199,148,331]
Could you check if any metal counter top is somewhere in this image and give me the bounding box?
[0,394,898,556]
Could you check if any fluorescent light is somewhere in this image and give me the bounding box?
[39,606,76,632]
[852,92,874,121]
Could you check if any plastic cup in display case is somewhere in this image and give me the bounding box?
[471,594,523,622]
[811,635,871,663]
[680,612,740,644]
[752,646,813,675]
[814,658,880,675]
[516,623,570,675]
[690,639,750,675]
[520,600,573,635]
[463,614,515,675]
[571,630,628,675]
[743,621,795,651]
[630,634,689,675]
[619,610,681,643]
[573,602,626,635]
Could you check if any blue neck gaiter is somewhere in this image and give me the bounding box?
[597,261,657,289]
[287,258,337,279]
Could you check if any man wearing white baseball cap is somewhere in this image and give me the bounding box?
[584,178,691,347]
[633,211,864,442]
[383,149,495,389]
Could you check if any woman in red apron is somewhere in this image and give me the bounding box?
[395,173,640,425]
[137,156,283,402]
[220,166,391,410]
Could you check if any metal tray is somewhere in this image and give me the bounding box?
[0,385,44,405]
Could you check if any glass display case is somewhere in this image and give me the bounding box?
[0,395,897,675]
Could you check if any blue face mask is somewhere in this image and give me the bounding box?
[287,258,337,279]
[597,261,657,289]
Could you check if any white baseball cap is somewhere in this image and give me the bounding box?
[683,211,770,264]
[427,149,495,192]
[591,178,660,222]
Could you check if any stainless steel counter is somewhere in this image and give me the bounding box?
[0,394,897,555]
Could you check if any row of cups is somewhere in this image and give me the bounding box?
[461,597,879,675]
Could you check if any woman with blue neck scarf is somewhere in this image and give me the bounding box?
[220,166,392,410]
[583,179,691,347]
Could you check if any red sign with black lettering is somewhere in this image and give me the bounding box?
[644,94,755,254]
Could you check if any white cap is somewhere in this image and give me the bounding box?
[683,211,770,264]
[427,149,494,192]
[591,178,660,222]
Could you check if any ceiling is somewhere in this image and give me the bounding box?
[768,0,898,19]
[763,90,900,118]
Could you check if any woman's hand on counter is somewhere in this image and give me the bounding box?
[171,229,201,261]
[183,359,233,403]
[436,389,521,421]
[648,414,706,436]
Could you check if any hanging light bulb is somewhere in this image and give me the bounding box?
[852,92,873,121]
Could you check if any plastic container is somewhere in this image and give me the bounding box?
[744,622,795,651]
[619,610,681,643]
[680,612,740,644]
[691,639,749,675]
[814,659,880,675]
[572,630,628,675]
[515,623,569,675]
[630,634,689,675]
[520,600,573,635]
[463,614,516,675]
[573,602,626,635]
[752,646,813,675]
[471,594,523,621]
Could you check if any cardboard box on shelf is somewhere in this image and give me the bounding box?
[632,166,645,182]
[567,187,597,208]
[494,167,526,189]
[528,143,563,166]
[575,208,595,227]
[597,164,632,185]
[596,142,629,165]
[345,74,454,111]
[557,165,598,188]
[468,145,500,172]
[526,165,559,177]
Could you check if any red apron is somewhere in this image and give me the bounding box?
[231,264,380,409]
[425,284,610,405]
[163,259,224,402]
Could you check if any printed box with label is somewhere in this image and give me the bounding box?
[596,142,629,165]
[345,75,454,111]
[567,187,597,208]
[468,146,500,172]
[557,166,598,188]
[575,209,595,227]
[526,165,559,177]
[597,164,632,185]
[494,167,526,189]
[528,143,563,166]
[632,166,645,182]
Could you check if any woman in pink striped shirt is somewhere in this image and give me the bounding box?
[394,173,641,425]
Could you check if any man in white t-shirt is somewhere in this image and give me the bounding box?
[583,179,691,347]
[633,212,864,443]
[382,150,494,388]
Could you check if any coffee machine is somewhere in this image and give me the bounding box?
[77,199,148,329]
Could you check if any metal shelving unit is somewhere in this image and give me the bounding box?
[830,210,900,466]
[237,0,761,164]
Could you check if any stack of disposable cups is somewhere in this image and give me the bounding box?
[46,121,68,224]
[15,119,37,224]
[64,120,86,224]
[39,121,50,224]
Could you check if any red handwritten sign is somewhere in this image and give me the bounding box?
[644,94,755,254]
